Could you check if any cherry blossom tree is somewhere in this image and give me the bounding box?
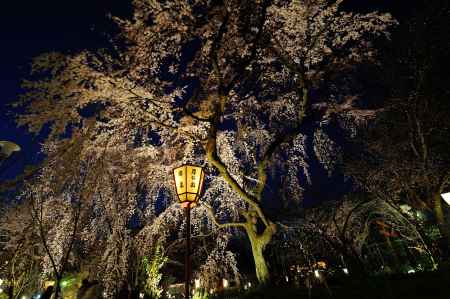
[14,0,396,284]
[25,177,83,298]
[0,202,41,299]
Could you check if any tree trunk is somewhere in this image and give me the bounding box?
[246,224,275,283]
[345,247,367,276]
[7,284,13,299]
[54,277,62,299]
[434,193,450,259]
[250,238,269,283]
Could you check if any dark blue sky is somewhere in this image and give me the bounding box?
[0,0,406,181]
[0,0,129,179]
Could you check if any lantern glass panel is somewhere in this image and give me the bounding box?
[187,166,202,194]
[179,194,187,202]
[174,166,187,196]
[187,193,197,202]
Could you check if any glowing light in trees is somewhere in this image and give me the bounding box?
[223,278,229,288]
[441,193,450,205]
[195,279,201,289]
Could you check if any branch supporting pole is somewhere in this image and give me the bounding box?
[185,204,191,299]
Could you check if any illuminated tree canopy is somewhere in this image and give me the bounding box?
[8,0,396,293]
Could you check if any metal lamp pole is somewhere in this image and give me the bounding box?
[185,203,191,299]
[173,165,205,299]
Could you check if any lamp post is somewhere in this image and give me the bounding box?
[0,141,21,171]
[0,141,20,161]
[173,165,205,299]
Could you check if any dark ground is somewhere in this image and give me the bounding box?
[211,270,450,299]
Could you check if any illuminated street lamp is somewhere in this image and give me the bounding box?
[441,192,450,206]
[173,165,205,299]
[173,165,205,207]
[0,141,20,160]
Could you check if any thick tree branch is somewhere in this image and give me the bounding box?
[205,139,270,227]
[252,38,311,199]
[201,203,247,229]
[203,7,272,228]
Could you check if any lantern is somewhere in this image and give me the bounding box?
[173,165,205,207]
[172,164,205,299]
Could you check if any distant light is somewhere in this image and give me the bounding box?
[314,269,320,278]
[441,193,450,206]
[343,268,349,274]
[0,288,3,293]
[103,292,107,297]
[316,261,327,269]
[223,278,229,288]
[285,276,289,282]
[244,285,248,290]
[248,282,251,287]
[408,269,415,274]
[195,278,201,289]
[139,293,144,299]
[0,279,3,285]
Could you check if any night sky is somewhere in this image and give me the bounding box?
[0,0,408,181]
[0,0,128,180]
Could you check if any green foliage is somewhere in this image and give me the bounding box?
[193,290,211,299]
[142,245,168,299]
